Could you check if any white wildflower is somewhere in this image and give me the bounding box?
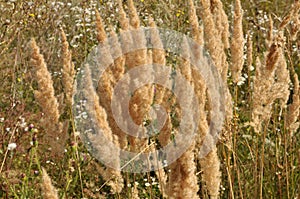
[7,143,17,150]
[237,76,246,86]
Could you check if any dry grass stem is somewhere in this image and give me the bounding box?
[106,28,128,149]
[291,14,300,41]
[230,0,244,83]
[199,0,229,81]
[95,9,107,43]
[267,15,273,48]
[251,32,290,132]
[117,0,130,30]
[192,67,209,150]
[30,38,65,155]
[166,145,199,199]
[211,0,230,49]
[200,148,221,199]
[149,18,166,65]
[125,0,154,152]
[274,45,290,108]
[149,17,169,110]
[131,184,140,199]
[246,33,253,72]
[188,0,204,45]
[84,65,124,193]
[197,1,230,197]
[199,0,233,125]
[199,0,222,76]
[163,37,200,199]
[279,1,300,30]
[41,168,59,199]
[61,28,75,106]
[128,0,140,29]
[286,73,300,135]
[266,43,280,71]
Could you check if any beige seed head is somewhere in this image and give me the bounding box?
[41,168,59,199]
[95,9,107,43]
[230,0,244,83]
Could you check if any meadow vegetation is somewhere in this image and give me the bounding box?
[0,0,299,198]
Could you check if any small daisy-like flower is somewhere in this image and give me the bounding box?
[7,143,17,150]
[145,182,151,187]
[237,76,246,86]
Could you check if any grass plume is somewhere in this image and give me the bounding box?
[41,168,59,199]
[230,0,244,83]
[29,38,65,155]
[61,28,75,106]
